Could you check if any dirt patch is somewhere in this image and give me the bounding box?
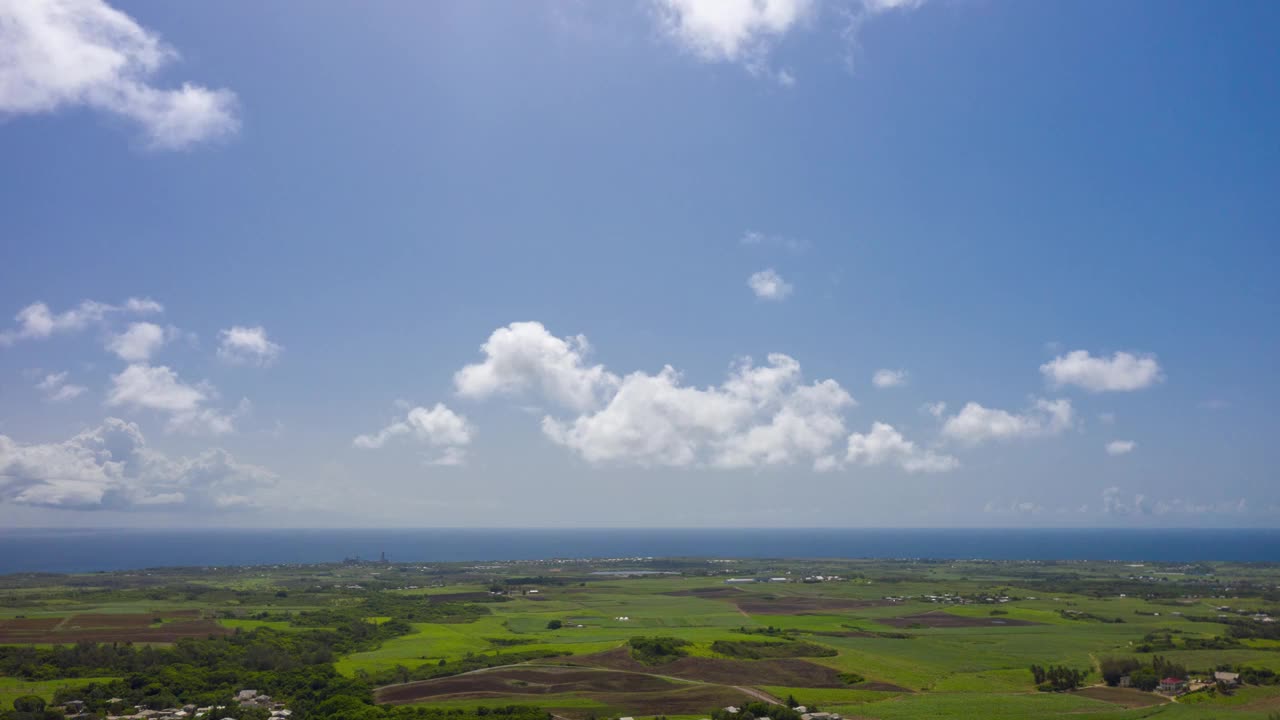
[567,647,847,688]
[160,609,202,618]
[592,685,763,715]
[378,665,767,716]
[852,682,913,693]
[878,611,1041,629]
[428,592,497,603]
[377,667,681,704]
[0,616,229,644]
[1072,687,1167,708]
[66,614,154,628]
[664,587,745,599]
[0,618,63,631]
[735,596,898,616]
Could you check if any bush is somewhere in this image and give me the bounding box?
[545,620,562,630]
[12,696,45,713]
[710,640,836,660]
[627,636,691,665]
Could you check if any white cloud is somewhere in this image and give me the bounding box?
[1040,350,1163,392]
[740,230,808,252]
[541,352,854,469]
[354,403,474,465]
[748,268,793,300]
[106,363,234,434]
[1105,439,1136,456]
[1101,486,1246,518]
[35,371,86,402]
[0,0,238,149]
[0,418,273,509]
[455,321,619,412]
[653,0,813,80]
[872,368,907,388]
[653,0,927,80]
[840,0,927,70]
[107,321,167,361]
[0,297,161,345]
[923,401,947,418]
[983,498,1044,515]
[842,421,957,473]
[217,326,282,367]
[941,398,1074,445]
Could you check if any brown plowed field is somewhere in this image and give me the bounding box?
[853,681,913,693]
[0,618,63,630]
[0,614,228,644]
[664,587,745,599]
[591,685,761,714]
[1073,687,1167,708]
[878,611,1041,629]
[734,596,898,615]
[377,667,681,703]
[64,614,154,628]
[427,592,495,603]
[376,666,761,716]
[565,647,847,687]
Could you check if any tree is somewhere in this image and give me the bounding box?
[11,697,45,713]
[1130,668,1159,692]
[1099,657,1141,687]
[545,620,562,630]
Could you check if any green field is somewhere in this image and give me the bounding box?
[2,557,1278,719]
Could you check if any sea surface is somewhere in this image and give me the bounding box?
[0,528,1277,574]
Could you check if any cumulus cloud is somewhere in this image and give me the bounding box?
[1105,440,1136,456]
[748,268,793,300]
[838,421,957,473]
[106,363,234,434]
[107,321,167,361]
[653,0,813,81]
[0,0,239,149]
[353,403,473,465]
[0,297,161,346]
[0,418,273,509]
[455,322,620,412]
[542,353,854,468]
[922,401,947,418]
[1040,350,1163,392]
[872,368,907,388]
[217,326,282,367]
[941,398,1074,445]
[35,371,86,402]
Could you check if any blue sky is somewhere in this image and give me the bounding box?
[0,0,1276,528]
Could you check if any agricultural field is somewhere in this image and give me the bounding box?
[0,557,1278,718]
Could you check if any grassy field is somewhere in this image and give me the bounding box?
[2,558,1279,718]
[0,677,118,708]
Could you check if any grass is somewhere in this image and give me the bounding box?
[5,560,1280,719]
[0,677,118,710]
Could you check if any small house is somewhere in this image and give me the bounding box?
[1159,677,1187,694]
[1214,671,1240,686]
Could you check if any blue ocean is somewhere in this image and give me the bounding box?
[0,528,1276,574]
